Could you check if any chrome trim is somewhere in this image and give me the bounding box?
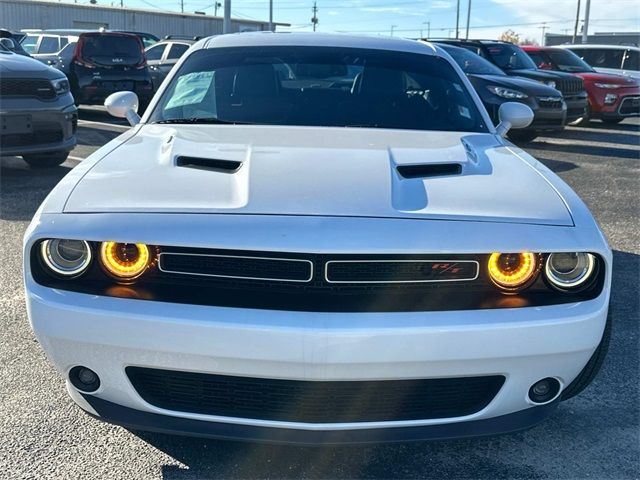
[324,259,479,284]
[617,96,640,116]
[158,252,314,283]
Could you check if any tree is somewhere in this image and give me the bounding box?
[499,29,520,44]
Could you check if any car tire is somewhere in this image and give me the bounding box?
[601,118,623,125]
[506,130,538,143]
[23,151,70,168]
[560,308,612,401]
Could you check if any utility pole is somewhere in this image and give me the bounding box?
[539,22,548,45]
[311,1,318,32]
[268,0,273,31]
[572,0,581,43]
[582,0,591,44]
[455,0,460,38]
[390,25,397,36]
[465,0,471,39]
[223,0,231,33]
[420,21,430,39]
[180,0,184,13]
[214,1,221,16]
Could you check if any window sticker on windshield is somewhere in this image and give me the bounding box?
[165,71,214,109]
[458,105,471,119]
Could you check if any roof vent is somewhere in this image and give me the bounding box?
[176,156,242,173]
[397,163,462,179]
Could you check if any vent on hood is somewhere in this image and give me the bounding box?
[176,156,242,173]
[397,163,462,179]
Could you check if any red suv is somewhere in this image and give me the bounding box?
[522,45,639,125]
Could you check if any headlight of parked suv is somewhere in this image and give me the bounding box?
[51,77,70,95]
[594,83,623,89]
[487,85,528,99]
[545,80,556,89]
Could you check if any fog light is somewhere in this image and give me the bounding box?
[528,378,560,404]
[69,366,100,392]
[604,93,618,104]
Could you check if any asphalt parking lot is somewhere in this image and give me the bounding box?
[1,110,638,479]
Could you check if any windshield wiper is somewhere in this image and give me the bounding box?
[153,117,251,125]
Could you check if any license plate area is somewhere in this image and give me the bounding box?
[1,114,33,134]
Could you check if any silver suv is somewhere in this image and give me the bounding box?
[0,48,77,167]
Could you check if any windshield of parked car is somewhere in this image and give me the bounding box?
[20,34,39,54]
[440,45,506,76]
[485,43,538,71]
[149,46,488,133]
[545,49,594,73]
[79,33,143,66]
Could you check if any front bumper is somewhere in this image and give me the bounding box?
[0,102,77,156]
[564,94,588,122]
[26,278,608,443]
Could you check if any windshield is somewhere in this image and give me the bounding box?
[485,43,538,71]
[545,49,593,72]
[441,45,505,76]
[80,33,143,66]
[149,46,487,133]
[20,34,39,54]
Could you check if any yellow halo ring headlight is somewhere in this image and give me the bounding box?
[100,242,151,280]
[488,252,539,290]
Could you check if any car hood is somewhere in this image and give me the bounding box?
[470,74,562,95]
[0,51,52,75]
[576,71,639,87]
[63,125,573,226]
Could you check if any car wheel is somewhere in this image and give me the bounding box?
[23,151,70,168]
[561,308,612,401]
[601,118,623,125]
[506,130,538,143]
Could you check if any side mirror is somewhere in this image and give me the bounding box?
[496,102,534,137]
[0,38,16,51]
[104,91,141,126]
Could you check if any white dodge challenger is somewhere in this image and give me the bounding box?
[24,33,611,444]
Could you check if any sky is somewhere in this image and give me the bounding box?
[90,0,639,42]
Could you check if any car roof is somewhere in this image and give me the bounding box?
[202,32,438,56]
[559,44,639,51]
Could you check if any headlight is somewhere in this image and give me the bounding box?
[545,80,556,89]
[100,242,151,280]
[51,77,70,95]
[487,85,528,99]
[545,252,596,290]
[40,239,92,277]
[594,83,623,89]
[488,252,539,290]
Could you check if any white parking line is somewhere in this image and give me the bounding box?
[77,119,130,131]
[67,155,86,162]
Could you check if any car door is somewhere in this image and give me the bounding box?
[145,43,169,90]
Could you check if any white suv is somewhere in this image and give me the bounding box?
[560,44,640,80]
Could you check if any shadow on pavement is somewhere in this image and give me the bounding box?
[77,125,123,147]
[128,249,638,480]
[529,141,639,160]
[534,157,579,173]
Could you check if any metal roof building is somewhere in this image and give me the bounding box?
[0,0,287,38]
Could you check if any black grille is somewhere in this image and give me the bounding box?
[0,129,63,148]
[0,78,56,100]
[326,260,478,283]
[537,97,563,109]
[159,253,313,282]
[619,97,640,115]
[556,77,584,96]
[126,367,505,423]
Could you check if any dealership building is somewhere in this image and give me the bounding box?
[0,0,285,38]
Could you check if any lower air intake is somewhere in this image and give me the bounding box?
[126,367,505,423]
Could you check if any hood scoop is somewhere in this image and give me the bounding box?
[396,163,462,179]
[176,156,242,173]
